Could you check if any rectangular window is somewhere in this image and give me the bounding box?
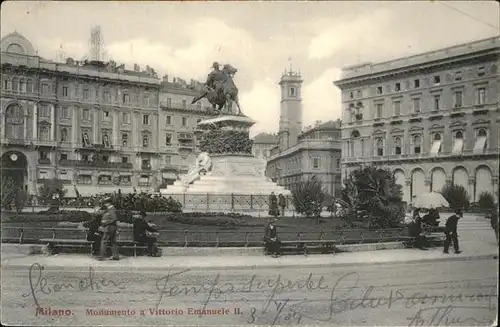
[103,91,110,103]
[395,83,401,92]
[376,86,383,95]
[42,84,49,94]
[477,66,485,77]
[473,133,487,154]
[454,71,462,81]
[453,91,463,108]
[122,156,129,164]
[165,155,172,165]
[375,104,383,118]
[452,137,464,155]
[182,99,187,109]
[434,95,440,110]
[412,98,421,113]
[121,133,128,147]
[433,75,440,84]
[182,117,188,126]
[476,88,486,105]
[61,106,69,118]
[60,153,68,161]
[83,89,89,100]
[414,79,420,88]
[103,110,110,120]
[430,138,442,156]
[142,114,149,125]
[393,101,401,116]
[165,115,172,125]
[62,86,68,97]
[167,98,172,108]
[289,87,296,97]
[312,157,320,169]
[123,94,130,103]
[144,96,150,106]
[82,109,90,121]
[165,133,172,146]
[122,112,130,124]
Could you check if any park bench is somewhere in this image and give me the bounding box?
[115,229,155,257]
[40,228,93,255]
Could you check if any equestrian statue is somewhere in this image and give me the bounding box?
[191,62,244,116]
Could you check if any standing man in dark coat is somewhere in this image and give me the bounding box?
[133,211,160,256]
[264,217,281,257]
[82,214,102,256]
[98,198,119,261]
[268,192,279,217]
[278,194,286,217]
[444,210,462,254]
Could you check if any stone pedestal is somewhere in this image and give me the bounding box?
[160,115,291,211]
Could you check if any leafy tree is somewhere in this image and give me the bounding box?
[477,191,496,211]
[1,177,17,210]
[343,166,404,228]
[441,183,470,211]
[291,178,327,220]
[38,178,67,212]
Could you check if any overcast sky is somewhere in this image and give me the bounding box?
[2,1,499,136]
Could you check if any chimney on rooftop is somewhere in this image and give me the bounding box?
[134,64,140,72]
[162,74,168,83]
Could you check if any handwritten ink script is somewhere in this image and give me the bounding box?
[22,263,125,308]
[155,270,497,326]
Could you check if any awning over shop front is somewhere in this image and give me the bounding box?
[162,173,177,180]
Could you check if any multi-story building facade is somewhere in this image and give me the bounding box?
[266,120,342,196]
[334,36,500,203]
[158,77,215,186]
[1,32,163,196]
[252,132,278,160]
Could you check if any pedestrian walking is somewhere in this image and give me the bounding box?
[98,197,120,261]
[278,193,286,216]
[268,192,279,217]
[444,210,462,254]
[264,217,281,257]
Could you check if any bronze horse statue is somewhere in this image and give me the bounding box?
[191,64,243,115]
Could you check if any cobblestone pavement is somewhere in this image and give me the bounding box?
[1,257,497,326]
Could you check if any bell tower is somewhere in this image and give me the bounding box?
[278,62,303,150]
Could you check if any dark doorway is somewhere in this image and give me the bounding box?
[1,151,28,190]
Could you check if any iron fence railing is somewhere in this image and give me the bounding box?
[1,226,412,247]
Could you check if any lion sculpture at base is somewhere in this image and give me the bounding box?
[180,152,212,191]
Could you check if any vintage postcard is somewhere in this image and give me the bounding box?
[1,1,498,326]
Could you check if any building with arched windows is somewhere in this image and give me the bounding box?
[334,36,499,203]
[1,31,164,196]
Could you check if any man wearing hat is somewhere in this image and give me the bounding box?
[264,217,281,258]
[205,62,225,96]
[133,211,160,256]
[98,197,120,260]
[444,210,462,254]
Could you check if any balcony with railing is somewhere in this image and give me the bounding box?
[38,158,51,165]
[58,159,133,169]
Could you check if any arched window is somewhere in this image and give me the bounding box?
[19,80,25,92]
[122,133,128,147]
[376,138,384,156]
[5,104,24,139]
[455,131,463,139]
[394,137,402,155]
[413,135,421,154]
[433,133,441,141]
[142,134,149,148]
[351,130,360,138]
[477,128,487,137]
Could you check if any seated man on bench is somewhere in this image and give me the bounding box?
[264,217,281,258]
[133,211,160,256]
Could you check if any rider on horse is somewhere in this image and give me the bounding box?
[205,62,225,97]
